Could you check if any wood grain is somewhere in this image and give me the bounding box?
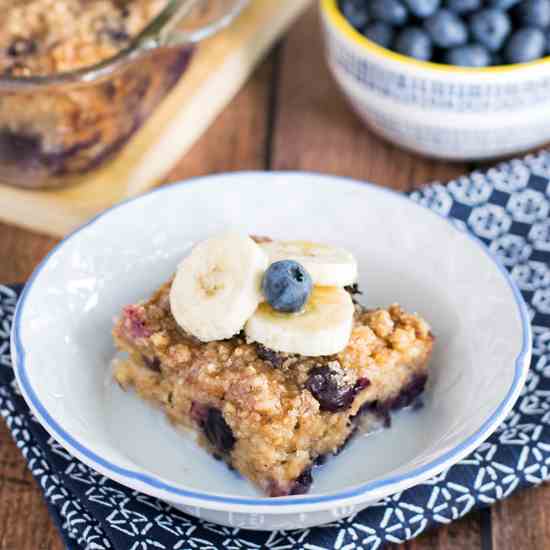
[389,511,485,550]
[0,223,56,283]
[0,422,65,550]
[163,53,276,181]
[492,483,550,550]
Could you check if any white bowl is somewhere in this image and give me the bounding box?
[320,0,550,161]
[12,172,531,530]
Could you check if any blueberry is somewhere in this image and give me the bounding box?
[190,401,208,424]
[306,365,355,411]
[505,27,546,62]
[99,20,130,44]
[403,0,440,18]
[424,9,468,48]
[7,37,36,57]
[203,408,235,454]
[444,43,492,65]
[289,468,313,495]
[314,454,328,466]
[344,283,362,296]
[369,0,408,25]
[305,365,370,412]
[384,373,428,411]
[142,354,161,372]
[339,0,370,29]
[487,0,521,8]
[122,305,152,339]
[106,28,130,43]
[394,27,433,60]
[445,0,481,14]
[255,343,285,368]
[0,131,41,165]
[470,9,511,51]
[516,0,550,28]
[344,283,362,305]
[262,260,312,313]
[363,21,395,47]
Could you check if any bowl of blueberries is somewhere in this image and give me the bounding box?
[321,0,550,160]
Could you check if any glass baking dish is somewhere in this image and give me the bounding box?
[0,0,248,190]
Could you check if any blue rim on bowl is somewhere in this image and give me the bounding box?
[12,172,532,511]
[320,0,550,74]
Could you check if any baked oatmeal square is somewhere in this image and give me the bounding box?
[112,233,433,497]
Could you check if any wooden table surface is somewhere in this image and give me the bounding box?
[1,6,549,550]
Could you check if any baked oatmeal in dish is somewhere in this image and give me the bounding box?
[113,232,434,497]
[0,0,168,76]
[0,0,192,189]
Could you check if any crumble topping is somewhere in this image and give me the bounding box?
[112,280,433,495]
[0,0,168,76]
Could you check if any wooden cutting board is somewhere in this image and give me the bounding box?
[0,0,311,238]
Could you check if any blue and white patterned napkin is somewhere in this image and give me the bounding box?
[2,151,550,550]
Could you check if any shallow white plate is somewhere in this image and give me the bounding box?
[12,172,531,530]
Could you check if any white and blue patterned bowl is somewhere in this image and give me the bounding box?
[11,172,531,530]
[320,0,550,161]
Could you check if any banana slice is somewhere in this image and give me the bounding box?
[245,286,354,356]
[170,231,268,342]
[260,240,358,287]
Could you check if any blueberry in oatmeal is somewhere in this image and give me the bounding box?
[7,38,37,57]
[306,363,356,412]
[306,363,371,412]
[202,408,236,455]
[289,468,314,495]
[255,343,285,368]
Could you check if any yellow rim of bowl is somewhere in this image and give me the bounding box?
[321,0,550,74]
